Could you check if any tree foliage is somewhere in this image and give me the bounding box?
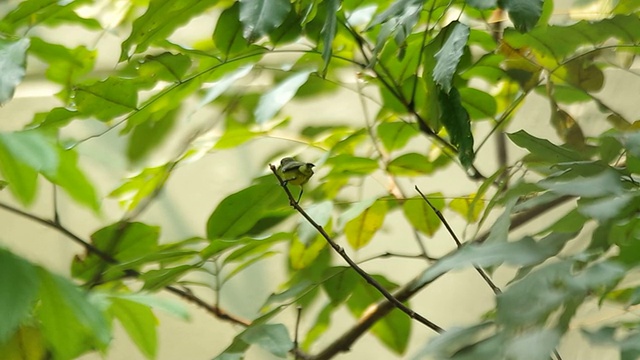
[0,0,639,359]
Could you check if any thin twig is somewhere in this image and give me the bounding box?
[415,186,501,294]
[270,164,444,334]
[294,306,303,360]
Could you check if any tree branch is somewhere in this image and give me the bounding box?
[0,200,250,327]
[270,164,444,334]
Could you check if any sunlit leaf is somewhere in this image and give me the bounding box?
[377,121,419,152]
[239,0,291,42]
[403,194,444,237]
[74,77,138,121]
[344,201,387,249]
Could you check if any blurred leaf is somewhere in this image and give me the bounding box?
[138,52,192,83]
[0,249,39,343]
[240,323,293,357]
[302,303,333,349]
[320,0,339,75]
[201,233,289,260]
[0,140,38,205]
[504,328,561,360]
[239,0,291,42]
[467,0,497,9]
[344,201,387,249]
[459,87,497,120]
[0,0,96,31]
[411,323,495,360]
[0,38,29,104]
[413,234,573,290]
[377,121,419,152]
[109,297,158,359]
[74,77,138,121]
[120,0,218,60]
[504,15,640,61]
[387,153,440,176]
[213,3,250,57]
[141,265,193,291]
[199,65,254,109]
[500,0,543,32]
[438,87,475,168]
[433,22,469,93]
[484,197,517,243]
[109,164,172,212]
[325,154,378,178]
[114,293,190,321]
[127,107,178,163]
[551,108,585,149]
[449,194,484,223]
[403,194,444,237]
[255,69,314,124]
[207,183,287,240]
[578,194,634,222]
[508,130,585,163]
[37,268,110,360]
[346,275,409,354]
[0,325,46,360]
[538,169,622,197]
[298,201,333,245]
[322,267,358,305]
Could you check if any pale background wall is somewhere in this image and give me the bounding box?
[0,0,635,359]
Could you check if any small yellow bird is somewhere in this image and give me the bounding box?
[277,157,315,203]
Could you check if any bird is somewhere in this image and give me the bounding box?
[277,157,315,203]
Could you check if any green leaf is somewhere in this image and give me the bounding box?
[28,38,95,93]
[120,0,218,61]
[199,65,254,109]
[322,267,359,305]
[0,140,38,205]
[438,87,475,168]
[127,107,178,163]
[298,200,333,245]
[508,130,586,163]
[320,0,339,75]
[302,303,333,349]
[346,275,410,354]
[503,15,640,61]
[72,222,159,281]
[538,169,623,198]
[344,201,387,249]
[411,323,494,359]
[387,153,438,176]
[484,197,517,243]
[0,249,39,343]
[109,164,172,212]
[499,0,543,32]
[239,0,291,42]
[141,265,193,291]
[213,3,250,57]
[114,293,190,321]
[37,268,110,360]
[505,329,561,360]
[449,194,484,223]
[207,183,287,239]
[0,325,46,360]
[413,234,573,290]
[578,194,634,222]
[0,38,29,104]
[377,121,419,152]
[402,194,444,237]
[109,297,158,359]
[467,0,497,9]
[138,52,192,83]
[433,22,469,93]
[255,69,314,124]
[326,154,379,178]
[239,323,293,358]
[459,87,497,120]
[0,0,96,31]
[74,77,138,121]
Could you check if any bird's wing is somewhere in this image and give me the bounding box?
[281,160,306,172]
